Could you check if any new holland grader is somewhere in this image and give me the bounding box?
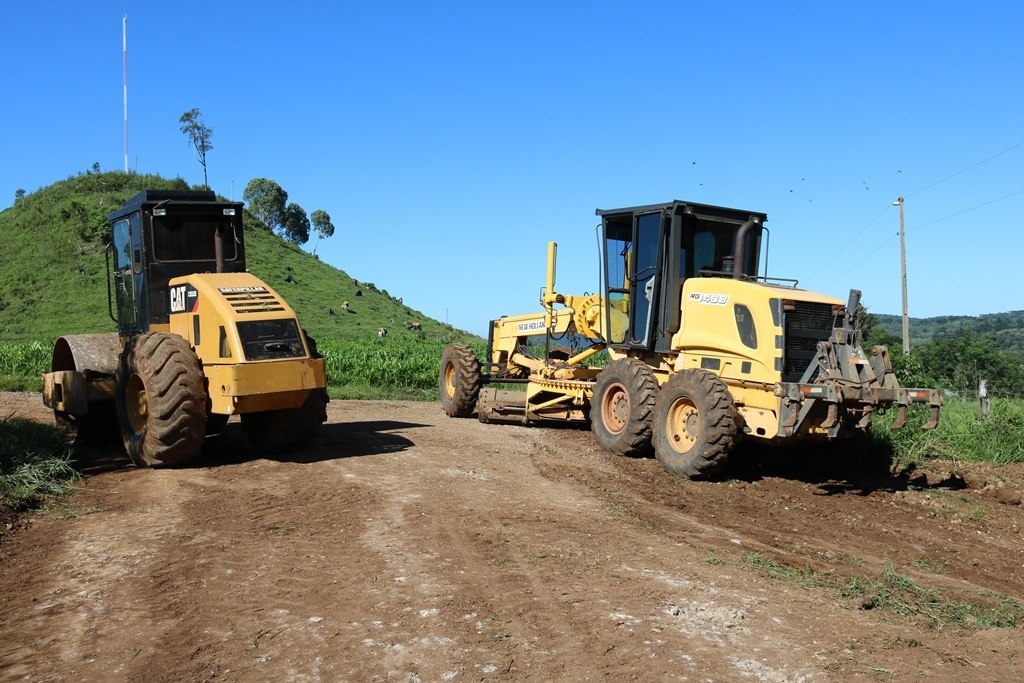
[41,189,328,466]
[440,199,942,479]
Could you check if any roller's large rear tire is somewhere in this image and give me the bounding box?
[115,332,208,467]
[652,369,738,480]
[590,358,658,457]
[241,388,329,450]
[440,344,481,417]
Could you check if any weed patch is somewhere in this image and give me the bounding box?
[743,553,1024,630]
[0,415,79,510]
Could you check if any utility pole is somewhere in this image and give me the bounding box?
[893,196,910,355]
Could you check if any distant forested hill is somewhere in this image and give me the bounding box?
[874,311,1024,357]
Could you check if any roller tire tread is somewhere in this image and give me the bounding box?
[117,332,207,467]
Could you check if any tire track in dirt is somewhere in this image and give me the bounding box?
[2,396,1023,682]
[0,467,195,681]
[529,430,1024,598]
[119,455,379,682]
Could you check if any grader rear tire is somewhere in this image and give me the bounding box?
[439,344,481,417]
[590,358,658,457]
[652,369,738,480]
[241,388,329,450]
[115,332,208,467]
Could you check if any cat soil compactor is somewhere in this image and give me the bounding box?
[440,200,942,479]
[42,190,328,466]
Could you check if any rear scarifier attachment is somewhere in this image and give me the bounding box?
[439,344,482,417]
[776,290,942,438]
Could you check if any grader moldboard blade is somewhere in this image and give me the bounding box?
[476,388,528,424]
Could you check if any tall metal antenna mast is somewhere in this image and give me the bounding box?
[122,14,129,173]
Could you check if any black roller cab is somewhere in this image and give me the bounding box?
[107,190,245,336]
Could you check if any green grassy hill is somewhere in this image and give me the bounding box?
[0,171,476,346]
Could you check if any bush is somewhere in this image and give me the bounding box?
[872,397,1024,465]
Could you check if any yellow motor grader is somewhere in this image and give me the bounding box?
[42,190,328,466]
[440,200,941,479]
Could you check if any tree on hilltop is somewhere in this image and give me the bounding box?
[243,178,288,232]
[179,108,214,188]
[282,202,310,245]
[310,209,335,256]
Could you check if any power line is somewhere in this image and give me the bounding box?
[907,187,1024,233]
[906,140,1024,198]
[811,140,1024,285]
[819,233,892,292]
[820,187,1024,296]
[804,204,890,281]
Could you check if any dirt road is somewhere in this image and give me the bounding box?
[1,392,1022,682]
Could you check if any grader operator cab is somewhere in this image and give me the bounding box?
[42,189,328,466]
[440,200,942,479]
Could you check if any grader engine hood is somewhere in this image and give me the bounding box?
[670,277,842,385]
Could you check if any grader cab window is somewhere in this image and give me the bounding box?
[630,213,661,346]
[687,223,760,279]
[602,218,632,344]
[600,211,663,346]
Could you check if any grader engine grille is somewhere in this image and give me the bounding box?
[782,301,837,382]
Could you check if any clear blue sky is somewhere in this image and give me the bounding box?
[3,1,1022,336]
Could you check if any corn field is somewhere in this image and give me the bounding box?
[0,341,51,378]
[0,338,486,397]
[316,337,485,393]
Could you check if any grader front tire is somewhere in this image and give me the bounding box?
[590,358,658,457]
[115,332,208,467]
[652,369,738,480]
[439,344,481,417]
